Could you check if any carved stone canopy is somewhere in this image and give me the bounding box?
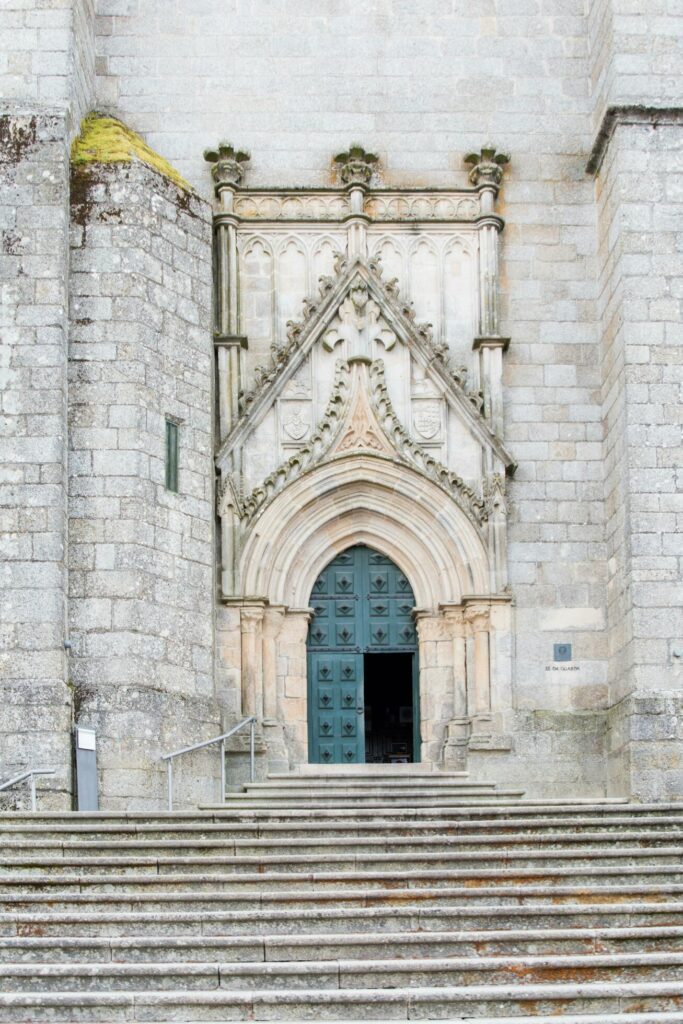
[204,142,251,192]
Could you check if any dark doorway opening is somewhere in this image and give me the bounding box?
[364,653,415,763]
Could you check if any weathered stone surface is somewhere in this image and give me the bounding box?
[1,0,682,807]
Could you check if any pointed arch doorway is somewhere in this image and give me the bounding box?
[307,544,420,764]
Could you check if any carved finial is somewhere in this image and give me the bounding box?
[203,142,250,191]
[333,144,379,186]
[464,145,510,189]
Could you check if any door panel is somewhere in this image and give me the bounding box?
[308,550,364,764]
[307,545,417,764]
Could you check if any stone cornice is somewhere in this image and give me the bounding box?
[586,105,683,176]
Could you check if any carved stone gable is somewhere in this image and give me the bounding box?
[211,145,512,599]
[331,365,394,457]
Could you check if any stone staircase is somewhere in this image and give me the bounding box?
[0,769,683,1022]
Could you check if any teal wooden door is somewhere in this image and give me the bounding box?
[307,546,417,764]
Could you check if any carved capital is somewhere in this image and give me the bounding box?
[263,605,286,638]
[240,604,266,632]
[204,142,250,192]
[463,601,490,632]
[440,603,466,634]
[464,145,510,190]
[334,144,379,186]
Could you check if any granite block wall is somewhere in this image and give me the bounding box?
[0,112,72,807]
[67,159,219,809]
[0,0,95,127]
[0,0,680,804]
[596,119,683,799]
[93,0,616,795]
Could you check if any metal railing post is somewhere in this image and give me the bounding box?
[0,770,55,812]
[167,760,173,812]
[159,716,256,810]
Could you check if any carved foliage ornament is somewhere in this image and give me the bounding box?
[368,360,487,525]
[464,145,510,189]
[235,360,352,523]
[237,252,482,418]
[333,145,379,186]
[323,282,397,358]
[204,142,251,190]
[229,359,488,530]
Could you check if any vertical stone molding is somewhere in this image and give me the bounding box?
[473,336,509,437]
[333,147,377,262]
[277,609,314,765]
[463,148,510,438]
[440,604,469,769]
[238,603,266,719]
[413,610,453,765]
[464,600,493,742]
[262,606,286,722]
[215,335,247,440]
[464,150,509,332]
[205,144,250,445]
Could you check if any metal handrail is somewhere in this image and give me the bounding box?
[0,769,56,812]
[160,717,256,811]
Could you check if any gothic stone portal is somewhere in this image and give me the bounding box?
[213,146,516,775]
[307,545,419,764]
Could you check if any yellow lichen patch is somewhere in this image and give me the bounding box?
[71,113,191,191]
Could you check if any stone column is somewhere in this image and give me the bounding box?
[414,609,452,766]
[204,144,250,440]
[215,335,248,439]
[262,605,288,773]
[440,604,469,769]
[333,145,378,262]
[464,600,492,742]
[239,603,266,719]
[465,146,510,415]
[262,606,286,723]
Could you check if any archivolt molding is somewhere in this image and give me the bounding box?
[238,457,491,608]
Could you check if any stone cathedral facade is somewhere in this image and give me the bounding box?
[1,1,681,809]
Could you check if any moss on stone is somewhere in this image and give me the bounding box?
[71,113,191,191]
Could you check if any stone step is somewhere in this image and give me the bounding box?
[2,925,683,963]
[2,863,682,889]
[1,981,683,1021]
[1,802,681,826]
[2,883,682,917]
[2,814,683,842]
[234,783,503,796]
[268,768,472,777]
[1,830,680,856]
[2,846,681,875]
[4,901,682,938]
[4,950,683,992]
[207,795,532,810]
